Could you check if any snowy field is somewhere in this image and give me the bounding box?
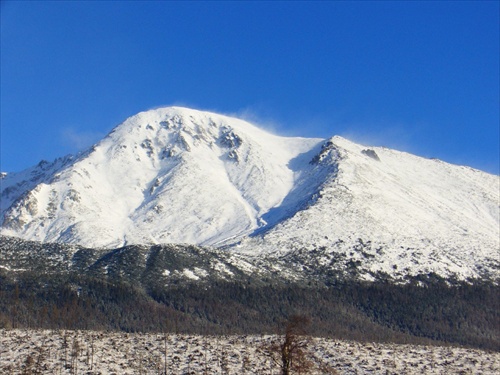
[1,329,498,374]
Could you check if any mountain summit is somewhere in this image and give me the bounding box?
[1,107,499,281]
[1,107,322,247]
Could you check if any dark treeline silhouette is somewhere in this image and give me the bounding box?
[0,271,498,351]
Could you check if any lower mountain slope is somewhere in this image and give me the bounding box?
[1,236,499,351]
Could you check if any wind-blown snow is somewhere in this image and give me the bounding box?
[1,107,499,281]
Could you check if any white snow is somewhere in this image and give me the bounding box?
[182,269,200,280]
[1,329,498,374]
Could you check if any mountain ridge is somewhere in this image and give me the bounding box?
[1,106,499,283]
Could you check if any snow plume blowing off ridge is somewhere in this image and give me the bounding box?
[1,106,499,282]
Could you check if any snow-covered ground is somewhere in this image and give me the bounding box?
[1,329,498,374]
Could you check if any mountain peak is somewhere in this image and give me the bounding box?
[1,108,323,248]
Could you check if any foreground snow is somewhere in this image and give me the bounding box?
[0,329,498,374]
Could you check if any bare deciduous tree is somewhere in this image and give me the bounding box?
[260,315,313,375]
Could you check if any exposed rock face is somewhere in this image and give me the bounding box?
[361,148,380,161]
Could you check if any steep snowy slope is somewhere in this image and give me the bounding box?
[1,107,322,248]
[0,155,75,214]
[234,137,500,281]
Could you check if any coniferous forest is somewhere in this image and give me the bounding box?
[0,270,498,351]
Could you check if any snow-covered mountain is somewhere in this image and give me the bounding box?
[1,107,499,282]
[1,107,322,248]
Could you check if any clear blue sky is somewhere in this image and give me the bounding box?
[1,1,499,174]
